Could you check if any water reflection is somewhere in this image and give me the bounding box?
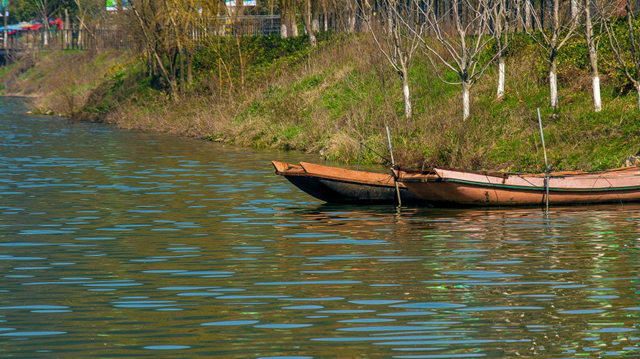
[0,97,639,357]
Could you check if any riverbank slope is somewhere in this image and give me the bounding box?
[2,35,639,172]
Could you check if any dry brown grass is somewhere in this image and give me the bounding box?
[1,50,129,116]
[8,33,638,172]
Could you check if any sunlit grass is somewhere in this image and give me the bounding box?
[3,32,640,172]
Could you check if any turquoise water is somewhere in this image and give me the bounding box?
[0,97,639,357]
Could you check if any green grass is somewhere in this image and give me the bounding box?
[6,30,640,173]
[220,32,640,171]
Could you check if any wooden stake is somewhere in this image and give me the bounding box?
[386,126,402,207]
[537,108,549,211]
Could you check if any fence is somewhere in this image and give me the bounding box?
[3,15,282,52]
[5,28,133,52]
[216,15,281,36]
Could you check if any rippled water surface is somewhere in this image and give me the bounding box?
[1,97,639,357]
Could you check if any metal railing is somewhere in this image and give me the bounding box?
[215,15,281,36]
[4,28,133,51]
[2,15,281,53]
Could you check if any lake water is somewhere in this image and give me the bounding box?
[0,97,639,358]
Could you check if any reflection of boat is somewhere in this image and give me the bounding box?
[398,166,640,206]
[272,161,430,204]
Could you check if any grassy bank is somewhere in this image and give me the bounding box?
[2,33,640,172]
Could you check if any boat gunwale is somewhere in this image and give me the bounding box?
[273,160,404,189]
[299,161,401,188]
[435,165,640,179]
[399,165,640,179]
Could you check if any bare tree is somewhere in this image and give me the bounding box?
[492,0,511,99]
[300,0,317,47]
[366,0,423,120]
[583,0,604,111]
[346,0,357,32]
[129,0,177,97]
[73,0,104,50]
[523,0,532,30]
[35,0,52,46]
[571,0,580,22]
[280,0,291,37]
[525,0,581,109]
[320,0,328,31]
[603,0,640,111]
[415,0,499,120]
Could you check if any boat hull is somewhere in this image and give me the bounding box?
[273,161,428,204]
[399,167,640,206]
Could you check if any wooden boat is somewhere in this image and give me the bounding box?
[397,166,640,206]
[272,161,430,204]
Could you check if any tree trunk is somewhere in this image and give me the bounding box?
[549,56,558,109]
[291,14,299,37]
[525,0,532,30]
[585,0,601,111]
[347,1,356,33]
[281,23,288,38]
[636,83,640,113]
[592,75,602,111]
[540,0,545,30]
[515,0,522,32]
[322,0,328,31]
[147,49,153,77]
[302,0,317,47]
[187,52,193,86]
[497,55,506,98]
[571,0,579,23]
[308,28,317,47]
[402,72,412,120]
[179,49,185,94]
[235,35,245,88]
[43,22,49,47]
[78,18,85,48]
[64,9,70,50]
[462,80,470,120]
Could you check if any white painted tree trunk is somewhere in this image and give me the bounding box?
[592,76,602,112]
[549,59,558,109]
[312,19,319,32]
[308,31,317,47]
[462,81,470,120]
[402,75,412,120]
[303,0,317,47]
[497,56,506,98]
[348,16,356,32]
[291,19,299,37]
[64,10,70,49]
[585,0,601,112]
[281,24,288,38]
[636,83,640,113]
